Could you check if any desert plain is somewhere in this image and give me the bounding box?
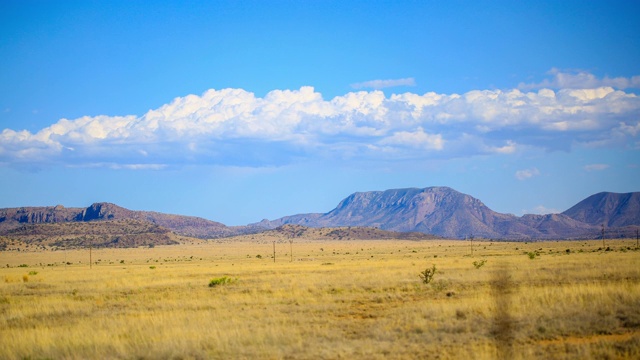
[1,235,639,359]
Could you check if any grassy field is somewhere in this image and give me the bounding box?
[1,237,639,359]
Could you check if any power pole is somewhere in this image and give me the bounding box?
[602,224,605,248]
[89,237,92,269]
[636,229,639,249]
[289,239,293,262]
[273,241,276,263]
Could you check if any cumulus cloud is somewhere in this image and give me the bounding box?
[1,70,639,169]
[515,168,540,180]
[584,163,610,171]
[351,77,416,90]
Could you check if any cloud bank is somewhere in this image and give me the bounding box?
[1,71,639,169]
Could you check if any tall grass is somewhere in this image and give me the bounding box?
[1,239,639,359]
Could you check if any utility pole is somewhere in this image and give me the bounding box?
[89,237,92,269]
[636,229,639,249]
[602,224,605,248]
[470,235,474,257]
[289,239,293,262]
[273,241,276,263]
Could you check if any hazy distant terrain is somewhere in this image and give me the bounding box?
[1,187,638,247]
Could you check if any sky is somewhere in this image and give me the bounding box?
[1,0,639,226]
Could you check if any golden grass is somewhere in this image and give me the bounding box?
[1,239,639,359]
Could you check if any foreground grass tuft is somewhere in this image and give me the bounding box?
[209,276,233,287]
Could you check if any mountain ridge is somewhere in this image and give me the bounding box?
[254,187,639,240]
[0,203,238,239]
[1,187,638,241]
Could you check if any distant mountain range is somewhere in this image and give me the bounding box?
[0,187,638,242]
[252,187,640,240]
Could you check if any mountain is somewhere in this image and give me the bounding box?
[562,192,640,228]
[1,188,638,242]
[0,202,239,239]
[255,187,638,239]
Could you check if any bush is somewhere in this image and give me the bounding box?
[419,265,437,285]
[209,276,233,287]
[473,259,487,269]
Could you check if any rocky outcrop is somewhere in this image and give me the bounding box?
[0,202,237,238]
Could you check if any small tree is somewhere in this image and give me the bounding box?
[419,265,437,285]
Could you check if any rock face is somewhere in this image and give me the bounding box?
[0,203,237,238]
[256,187,639,239]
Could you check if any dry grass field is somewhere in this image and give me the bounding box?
[1,236,639,359]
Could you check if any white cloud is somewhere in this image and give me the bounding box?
[378,127,444,150]
[351,77,416,90]
[519,68,640,90]
[522,205,561,215]
[584,164,610,171]
[1,70,639,169]
[515,168,540,180]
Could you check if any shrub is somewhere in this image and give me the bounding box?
[149,266,156,269]
[473,259,487,269]
[28,271,38,276]
[527,252,537,260]
[419,265,437,285]
[209,276,233,287]
[17,264,28,268]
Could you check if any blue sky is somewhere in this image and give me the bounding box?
[1,0,639,225]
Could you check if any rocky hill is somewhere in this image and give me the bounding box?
[0,219,179,250]
[0,202,238,238]
[255,187,638,240]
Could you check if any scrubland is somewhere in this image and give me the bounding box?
[1,238,639,359]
